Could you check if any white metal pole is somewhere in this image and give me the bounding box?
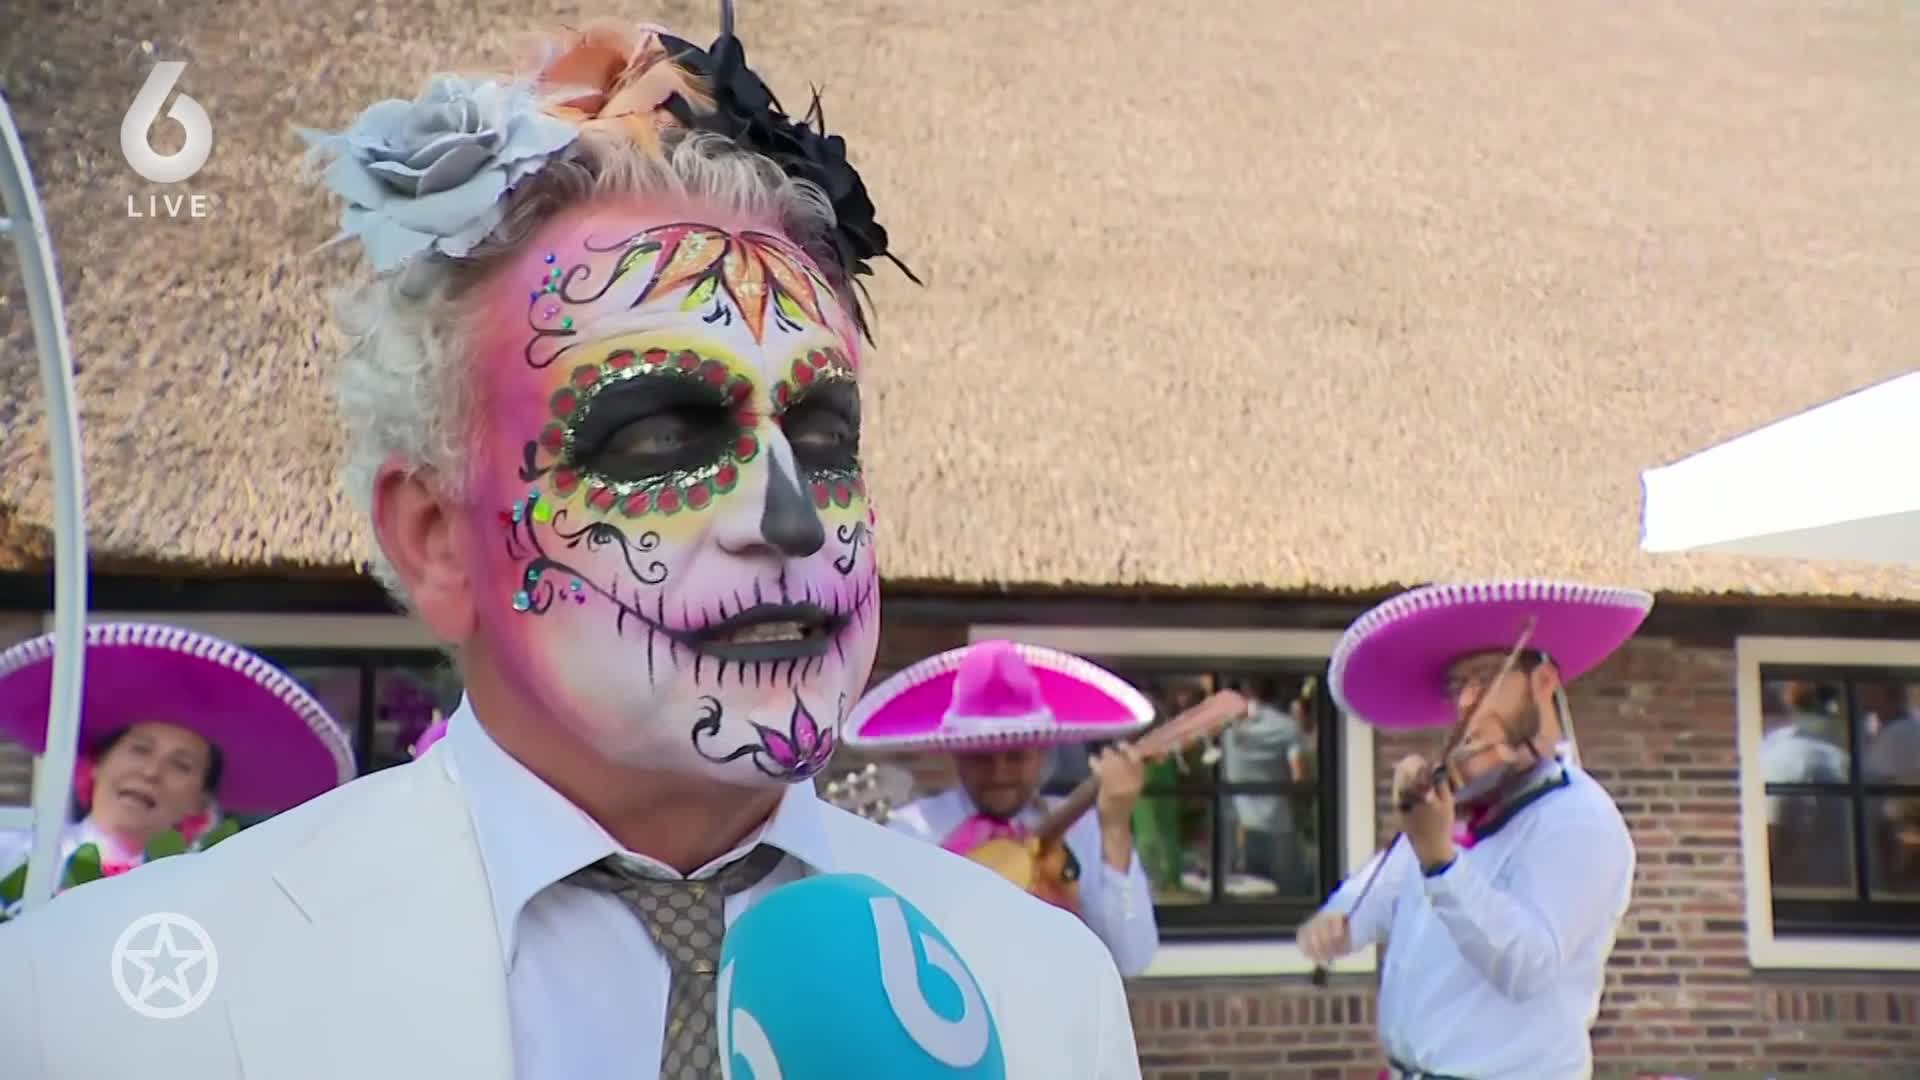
[0,92,90,913]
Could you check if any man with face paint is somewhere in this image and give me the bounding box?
[1297,580,1646,1080]
[0,12,1142,1080]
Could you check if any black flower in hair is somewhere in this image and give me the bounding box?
[659,13,919,343]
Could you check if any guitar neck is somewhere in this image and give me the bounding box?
[1026,689,1249,846]
[1033,778,1101,845]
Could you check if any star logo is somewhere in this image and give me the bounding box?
[111,912,218,1019]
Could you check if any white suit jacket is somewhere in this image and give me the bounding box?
[0,745,1142,1079]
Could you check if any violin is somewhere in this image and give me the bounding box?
[962,690,1252,914]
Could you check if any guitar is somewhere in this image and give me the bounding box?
[820,761,917,824]
[963,689,1250,914]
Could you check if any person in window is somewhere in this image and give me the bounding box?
[846,639,1162,977]
[1861,682,1920,893]
[0,13,1141,1077]
[0,622,353,903]
[1296,579,1646,1080]
[1759,680,1852,891]
[1222,678,1313,896]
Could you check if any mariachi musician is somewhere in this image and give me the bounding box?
[843,639,1162,977]
[1298,579,1645,1080]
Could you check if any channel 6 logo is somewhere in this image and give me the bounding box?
[120,62,213,184]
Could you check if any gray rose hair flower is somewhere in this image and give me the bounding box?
[300,74,579,273]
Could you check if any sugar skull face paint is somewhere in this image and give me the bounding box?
[466,197,879,787]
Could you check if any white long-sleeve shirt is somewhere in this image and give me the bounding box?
[888,787,1161,977]
[1323,761,1634,1080]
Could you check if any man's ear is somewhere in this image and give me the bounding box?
[369,458,476,643]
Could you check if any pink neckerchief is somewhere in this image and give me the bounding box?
[940,813,1029,856]
[1453,757,1567,850]
[1452,805,1495,851]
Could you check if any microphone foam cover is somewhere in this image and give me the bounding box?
[718,873,1008,1079]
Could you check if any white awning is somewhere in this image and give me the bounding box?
[1640,372,1920,566]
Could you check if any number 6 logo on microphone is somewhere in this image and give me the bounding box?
[717,874,1007,1079]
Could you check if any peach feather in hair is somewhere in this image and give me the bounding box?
[517,19,715,158]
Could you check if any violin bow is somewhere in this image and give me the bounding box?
[1309,616,1537,986]
[1,95,92,913]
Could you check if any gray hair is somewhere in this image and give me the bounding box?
[331,129,842,600]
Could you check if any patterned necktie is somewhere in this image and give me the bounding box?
[568,843,787,1078]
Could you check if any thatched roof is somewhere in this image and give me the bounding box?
[1,0,1915,599]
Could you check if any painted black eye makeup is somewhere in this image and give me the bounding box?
[780,381,861,473]
[570,376,736,485]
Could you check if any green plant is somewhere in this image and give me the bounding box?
[0,816,242,921]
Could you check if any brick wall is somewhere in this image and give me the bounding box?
[1120,634,1920,1079]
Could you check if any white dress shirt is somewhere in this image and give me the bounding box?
[1322,760,1634,1080]
[441,699,827,1080]
[888,787,1161,978]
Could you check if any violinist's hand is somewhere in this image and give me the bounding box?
[1297,910,1351,966]
[1392,754,1457,871]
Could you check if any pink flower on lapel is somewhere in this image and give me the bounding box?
[410,713,449,758]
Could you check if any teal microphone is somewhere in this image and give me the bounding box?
[718,874,1008,1079]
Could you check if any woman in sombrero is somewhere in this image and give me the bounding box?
[843,639,1162,978]
[0,622,354,894]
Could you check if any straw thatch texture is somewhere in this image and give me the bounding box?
[1,0,1915,598]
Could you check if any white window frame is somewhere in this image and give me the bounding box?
[969,624,1377,978]
[1736,635,1920,971]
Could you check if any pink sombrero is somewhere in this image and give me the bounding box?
[843,639,1155,753]
[1329,579,1654,730]
[0,622,355,813]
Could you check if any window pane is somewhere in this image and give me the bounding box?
[1220,793,1316,899]
[1220,675,1315,790]
[1861,684,1920,784]
[283,667,365,756]
[1767,792,1856,897]
[1137,793,1213,906]
[1867,796,1920,899]
[1219,674,1323,901]
[368,665,464,771]
[1760,678,1850,786]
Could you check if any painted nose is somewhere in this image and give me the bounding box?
[760,455,825,557]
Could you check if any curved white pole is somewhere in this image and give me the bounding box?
[0,92,90,913]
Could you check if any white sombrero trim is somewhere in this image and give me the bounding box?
[0,621,355,782]
[943,705,1057,733]
[843,640,1156,750]
[1326,579,1654,721]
